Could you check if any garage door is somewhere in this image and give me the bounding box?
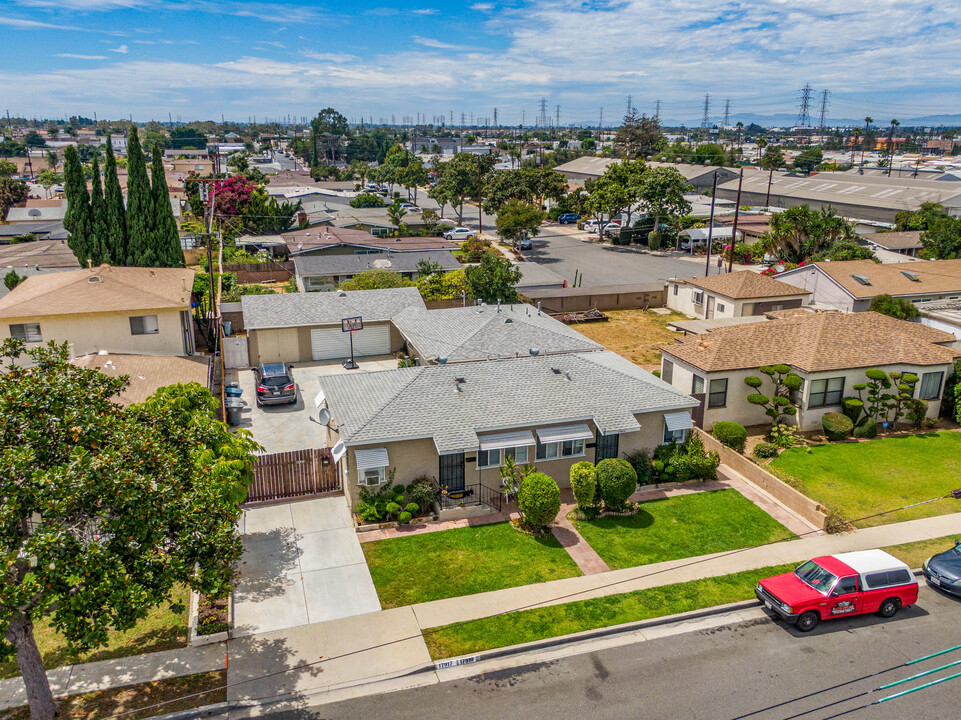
[310,324,390,361]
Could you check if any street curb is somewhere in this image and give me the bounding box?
[144,701,229,720]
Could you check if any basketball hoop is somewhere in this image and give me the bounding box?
[341,316,363,369]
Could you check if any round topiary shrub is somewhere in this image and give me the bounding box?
[517,472,561,530]
[711,421,747,453]
[647,230,662,252]
[840,397,863,424]
[398,511,413,525]
[596,458,638,511]
[405,502,420,515]
[821,412,854,441]
[385,502,401,516]
[569,461,597,509]
[753,442,778,459]
[853,416,878,439]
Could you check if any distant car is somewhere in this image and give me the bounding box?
[557,213,581,224]
[444,227,476,241]
[922,539,961,597]
[253,363,297,406]
[603,221,622,237]
[582,219,599,231]
[514,238,533,250]
[398,203,422,213]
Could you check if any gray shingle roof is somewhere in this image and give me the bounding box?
[292,251,460,278]
[241,287,426,330]
[391,304,603,362]
[321,351,698,454]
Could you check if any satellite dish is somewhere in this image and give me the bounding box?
[317,407,331,425]
[372,258,392,269]
[27,209,41,217]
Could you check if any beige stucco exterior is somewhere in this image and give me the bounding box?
[666,281,808,319]
[0,308,192,358]
[247,321,405,365]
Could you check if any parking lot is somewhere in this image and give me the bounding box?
[228,356,397,455]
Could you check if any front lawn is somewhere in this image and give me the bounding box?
[362,522,582,608]
[425,563,795,659]
[882,535,961,569]
[568,308,689,366]
[573,489,795,571]
[770,432,961,528]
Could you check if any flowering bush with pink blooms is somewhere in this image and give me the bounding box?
[211,175,257,216]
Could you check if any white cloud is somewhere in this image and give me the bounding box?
[412,36,473,50]
[470,3,494,11]
[0,15,83,30]
[412,8,439,14]
[255,41,286,49]
[108,44,129,53]
[301,50,360,63]
[55,53,109,59]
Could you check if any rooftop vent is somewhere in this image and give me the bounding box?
[338,290,347,297]
[530,348,539,356]
[851,274,872,286]
[437,356,448,365]
[901,271,920,282]
[505,318,513,323]
[455,377,466,384]
[551,367,561,374]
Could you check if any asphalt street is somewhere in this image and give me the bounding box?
[264,584,961,720]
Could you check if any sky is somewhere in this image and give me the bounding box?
[1,0,960,125]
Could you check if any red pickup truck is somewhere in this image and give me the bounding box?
[755,549,918,632]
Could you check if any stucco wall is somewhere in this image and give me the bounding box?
[248,320,403,365]
[775,268,856,312]
[667,281,807,319]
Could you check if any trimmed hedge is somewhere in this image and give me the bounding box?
[711,422,747,453]
[569,461,597,508]
[754,442,778,459]
[840,397,864,424]
[822,412,854,441]
[517,472,561,530]
[853,417,878,439]
[596,458,638,510]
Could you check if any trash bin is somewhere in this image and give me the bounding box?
[225,397,244,426]
[225,383,243,398]
[222,320,232,337]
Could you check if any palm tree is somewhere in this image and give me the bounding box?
[756,136,768,162]
[387,202,407,231]
[850,128,861,165]
[735,121,744,152]
[861,117,873,166]
[45,150,58,171]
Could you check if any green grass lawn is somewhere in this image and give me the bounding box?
[771,432,961,528]
[882,535,961,569]
[572,489,795,571]
[362,522,582,609]
[424,563,795,659]
[0,584,189,680]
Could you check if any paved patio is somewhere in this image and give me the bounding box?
[233,496,381,637]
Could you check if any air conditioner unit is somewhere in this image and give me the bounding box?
[692,290,704,305]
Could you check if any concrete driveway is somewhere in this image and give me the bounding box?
[233,496,381,637]
[228,356,397,455]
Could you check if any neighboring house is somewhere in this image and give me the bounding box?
[660,311,960,431]
[775,259,961,312]
[242,287,425,365]
[667,270,812,319]
[6,202,67,223]
[280,226,458,257]
[0,265,196,358]
[0,238,79,268]
[390,303,604,364]
[554,157,739,190]
[916,298,961,341]
[717,213,772,240]
[864,231,924,258]
[71,353,210,405]
[321,351,698,509]
[0,223,70,244]
[293,250,460,292]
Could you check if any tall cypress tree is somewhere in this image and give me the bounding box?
[150,145,183,267]
[62,146,92,265]
[124,125,154,266]
[89,157,110,265]
[103,135,128,265]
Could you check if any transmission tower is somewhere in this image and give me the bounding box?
[536,98,549,127]
[627,95,633,116]
[700,94,711,128]
[817,89,831,135]
[598,107,603,132]
[796,84,813,129]
[654,100,661,122]
[556,104,560,127]
[493,107,498,128]
[722,99,731,127]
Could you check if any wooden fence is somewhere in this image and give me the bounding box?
[224,262,294,285]
[245,448,340,505]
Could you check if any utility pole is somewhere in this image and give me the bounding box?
[728,168,744,273]
[817,90,830,137]
[598,107,603,133]
[704,171,718,277]
[765,168,774,207]
[477,157,483,236]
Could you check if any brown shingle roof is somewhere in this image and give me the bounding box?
[786,259,961,299]
[866,231,924,251]
[0,265,194,319]
[0,239,80,269]
[662,311,960,373]
[70,353,210,406]
[680,270,812,299]
[280,226,459,254]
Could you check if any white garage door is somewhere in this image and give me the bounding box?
[310,324,390,361]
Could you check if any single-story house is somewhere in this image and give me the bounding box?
[660,311,960,431]
[391,303,604,364]
[242,287,425,365]
[321,351,699,508]
[775,259,961,312]
[0,265,197,359]
[916,298,961,341]
[0,222,70,244]
[71,353,211,405]
[6,202,68,223]
[0,238,80,269]
[293,250,460,292]
[864,231,924,257]
[667,270,812,319]
[280,226,459,257]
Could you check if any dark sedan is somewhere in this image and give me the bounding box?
[923,539,961,597]
[557,213,581,224]
[254,363,297,406]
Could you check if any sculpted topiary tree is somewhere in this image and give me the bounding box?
[744,364,803,427]
[517,472,561,531]
[596,458,638,511]
[569,461,597,509]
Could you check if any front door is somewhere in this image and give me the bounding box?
[595,430,619,462]
[706,295,716,319]
[439,452,465,492]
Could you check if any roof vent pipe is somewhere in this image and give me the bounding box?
[537,301,541,316]
[530,348,539,356]
[437,356,447,365]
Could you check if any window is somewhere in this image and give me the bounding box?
[919,371,944,401]
[9,323,42,343]
[663,424,687,444]
[809,377,845,408]
[708,378,728,408]
[478,446,529,469]
[692,375,705,395]
[130,315,159,335]
[362,467,386,486]
[864,569,912,589]
[661,360,674,384]
[716,303,726,313]
[673,283,679,296]
[835,576,859,595]
[535,439,583,460]
[692,290,704,305]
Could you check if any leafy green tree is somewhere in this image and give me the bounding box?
[759,145,785,170]
[0,341,258,720]
[62,146,94,264]
[88,156,110,265]
[920,216,961,259]
[465,253,522,303]
[415,258,443,278]
[434,152,496,225]
[239,191,300,235]
[102,135,128,265]
[387,201,408,229]
[868,294,920,320]
[350,193,385,208]
[744,364,803,427]
[596,458,638,510]
[569,461,598,509]
[151,145,184,267]
[23,130,46,148]
[762,205,855,263]
[36,169,63,198]
[792,148,823,172]
[124,126,154,266]
[810,239,875,262]
[415,268,468,301]
[894,202,947,232]
[613,111,663,158]
[0,159,16,178]
[517,472,561,531]
[691,143,726,166]
[0,177,27,219]
[583,159,646,242]
[339,269,414,291]
[482,167,567,214]
[310,108,349,164]
[495,200,547,244]
[639,167,692,248]
[3,269,24,290]
[397,156,429,203]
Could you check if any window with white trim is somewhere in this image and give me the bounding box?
[362,466,386,486]
[535,439,584,461]
[9,323,42,343]
[919,371,944,401]
[478,445,529,469]
[663,424,687,444]
[129,315,159,335]
[809,377,844,408]
[716,302,726,313]
[692,290,704,305]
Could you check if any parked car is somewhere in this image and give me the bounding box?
[399,203,422,213]
[755,550,918,632]
[603,221,623,238]
[444,227,476,241]
[582,219,599,232]
[253,363,297,406]
[557,213,581,224]
[514,238,533,250]
[922,539,961,597]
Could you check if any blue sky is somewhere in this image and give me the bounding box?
[1,1,959,124]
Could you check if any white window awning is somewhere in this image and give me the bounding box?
[664,411,694,432]
[536,423,593,445]
[355,447,389,470]
[330,440,346,465]
[478,429,536,451]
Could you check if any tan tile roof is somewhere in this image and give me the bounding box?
[865,231,924,251]
[281,226,459,253]
[0,239,80,269]
[791,259,961,299]
[0,265,194,319]
[662,311,960,373]
[71,353,210,406]
[680,270,812,299]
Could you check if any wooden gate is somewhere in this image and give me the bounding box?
[245,448,340,505]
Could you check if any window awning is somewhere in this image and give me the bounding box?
[536,423,593,444]
[355,447,389,470]
[478,429,536,451]
[664,412,694,432]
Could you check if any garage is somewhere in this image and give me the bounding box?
[310,324,390,361]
